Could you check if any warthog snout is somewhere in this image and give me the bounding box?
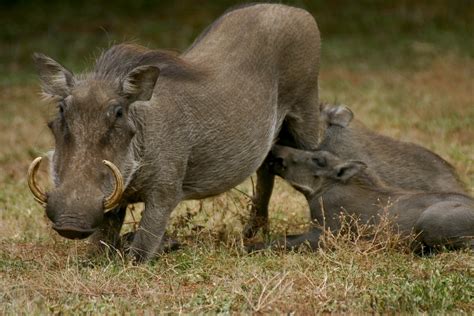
[27,157,125,239]
[45,189,104,239]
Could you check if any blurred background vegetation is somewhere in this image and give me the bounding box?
[1,0,473,85]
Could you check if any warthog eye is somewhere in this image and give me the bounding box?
[312,157,326,168]
[57,101,65,115]
[114,106,123,118]
[273,157,286,171]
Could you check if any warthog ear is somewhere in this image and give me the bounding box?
[122,65,160,101]
[331,160,367,182]
[321,104,354,127]
[33,53,75,99]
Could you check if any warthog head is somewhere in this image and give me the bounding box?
[28,46,161,239]
[270,145,367,196]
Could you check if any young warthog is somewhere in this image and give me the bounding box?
[27,4,322,261]
[256,146,474,251]
[318,103,466,193]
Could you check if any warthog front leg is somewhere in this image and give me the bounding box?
[89,204,127,251]
[243,162,274,238]
[126,187,181,262]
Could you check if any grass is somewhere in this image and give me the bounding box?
[1,0,473,313]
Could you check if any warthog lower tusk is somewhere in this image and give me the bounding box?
[27,157,47,207]
[102,160,124,211]
[27,158,123,211]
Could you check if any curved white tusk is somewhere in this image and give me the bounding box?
[102,160,124,211]
[27,157,47,207]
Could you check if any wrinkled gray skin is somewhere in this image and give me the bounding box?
[256,147,473,251]
[33,4,321,261]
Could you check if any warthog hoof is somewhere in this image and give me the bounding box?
[121,231,181,255]
[243,216,269,239]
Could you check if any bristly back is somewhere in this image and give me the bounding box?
[186,2,261,52]
[349,167,403,195]
[93,43,200,81]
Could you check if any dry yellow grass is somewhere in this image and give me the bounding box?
[1,54,473,313]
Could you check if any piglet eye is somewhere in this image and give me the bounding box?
[58,101,65,114]
[274,157,286,170]
[313,157,326,168]
[115,106,123,118]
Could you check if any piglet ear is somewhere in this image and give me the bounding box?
[122,65,160,101]
[331,161,367,182]
[321,104,354,127]
[33,53,75,99]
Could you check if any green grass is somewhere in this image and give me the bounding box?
[1,1,473,313]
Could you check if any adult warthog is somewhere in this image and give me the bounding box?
[27,4,321,261]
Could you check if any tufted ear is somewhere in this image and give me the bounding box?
[122,65,160,101]
[321,104,354,127]
[33,53,75,99]
[330,161,367,182]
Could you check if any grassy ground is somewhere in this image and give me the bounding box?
[1,1,473,313]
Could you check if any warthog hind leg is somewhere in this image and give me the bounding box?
[415,201,474,250]
[247,227,323,252]
[243,161,274,238]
